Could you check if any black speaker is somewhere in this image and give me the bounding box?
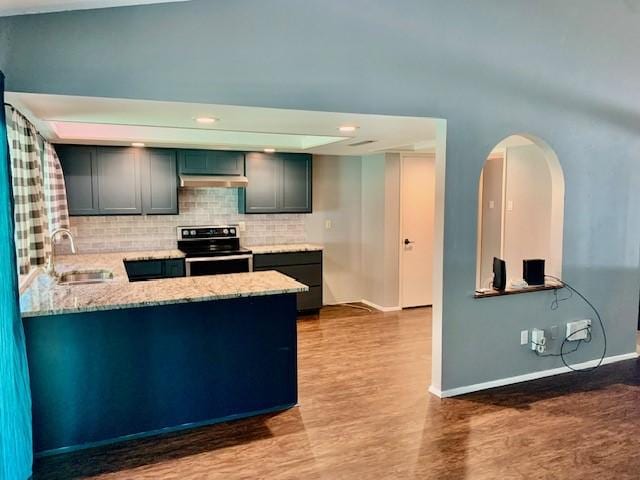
[523,259,545,286]
[492,257,506,291]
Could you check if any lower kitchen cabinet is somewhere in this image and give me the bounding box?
[124,258,185,282]
[253,251,322,311]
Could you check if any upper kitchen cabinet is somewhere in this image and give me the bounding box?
[58,145,178,215]
[281,154,312,213]
[57,145,100,216]
[242,152,312,214]
[140,149,178,215]
[177,150,244,176]
[96,147,142,215]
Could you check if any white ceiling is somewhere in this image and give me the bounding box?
[0,0,190,17]
[6,92,440,155]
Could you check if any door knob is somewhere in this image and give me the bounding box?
[404,239,415,245]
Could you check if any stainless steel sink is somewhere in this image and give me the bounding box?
[58,269,114,285]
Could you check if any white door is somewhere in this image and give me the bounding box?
[401,155,435,307]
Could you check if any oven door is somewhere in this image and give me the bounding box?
[185,255,253,277]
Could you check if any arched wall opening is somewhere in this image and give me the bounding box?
[476,134,564,290]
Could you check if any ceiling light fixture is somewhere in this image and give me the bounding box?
[131,142,145,147]
[338,125,359,133]
[264,148,276,153]
[195,117,217,124]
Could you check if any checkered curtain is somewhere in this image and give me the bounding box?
[5,106,50,275]
[42,141,70,234]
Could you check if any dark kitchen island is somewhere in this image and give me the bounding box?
[20,251,306,456]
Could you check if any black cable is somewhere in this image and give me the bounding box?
[533,327,592,357]
[550,284,573,310]
[545,275,607,372]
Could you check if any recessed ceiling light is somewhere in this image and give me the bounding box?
[338,125,359,133]
[195,117,217,124]
[264,148,276,153]
[131,142,145,147]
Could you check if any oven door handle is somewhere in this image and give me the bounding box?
[185,255,253,263]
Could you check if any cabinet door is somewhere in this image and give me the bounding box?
[58,146,100,216]
[97,147,142,215]
[141,149,178,214]
[211,150,244,175]
[178,150,210,175]
[243,152,281,213]
[179,150,244,175]
[281,154,312,213]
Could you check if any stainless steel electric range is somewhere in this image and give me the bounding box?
[177,225,252,276]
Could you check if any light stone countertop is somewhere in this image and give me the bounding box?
[250,244,324,254]
[20,250,308,318]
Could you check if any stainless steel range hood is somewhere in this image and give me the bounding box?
[179,175,249,188]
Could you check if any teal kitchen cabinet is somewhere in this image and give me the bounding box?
[124,258,185,281]
[58,145,179,215]
[281,154,312,213]
[242,152,312,214]
[96,147,142,215]
[253,251,322,311]
[57,145,100,215]
[140,148,178,215]
[178,149,244,176]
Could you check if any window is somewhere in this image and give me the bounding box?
[476,134,564,290]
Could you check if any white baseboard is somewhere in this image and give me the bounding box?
[360,299,402,312]
[429,352,639,398]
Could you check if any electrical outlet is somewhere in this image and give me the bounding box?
[550,325,559,340]
[238,221,246,232]
[325,219,332,230]
[531,328,546,352]
[566,319,591,341]
[520,330,528,345]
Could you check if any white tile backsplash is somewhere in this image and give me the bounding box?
[59,188,306,254]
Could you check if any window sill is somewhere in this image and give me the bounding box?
[474,282,562,299]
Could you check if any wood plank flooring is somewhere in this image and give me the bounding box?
[34,305,640,479]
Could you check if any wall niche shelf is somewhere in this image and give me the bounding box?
[474,282,562,299]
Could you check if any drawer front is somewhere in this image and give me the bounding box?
[164,259,185,278]
[125,260,164,279]
[253,251,322,268]
[297,286,322,311]
[255,264,321,287]
[125,259,185,281]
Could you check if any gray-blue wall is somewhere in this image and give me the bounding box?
[1,0,639,391]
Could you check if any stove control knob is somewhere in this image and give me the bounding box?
[182,229,190,237]
[190,230,196,236]
[230,228,236,235]
[223,228,229,234]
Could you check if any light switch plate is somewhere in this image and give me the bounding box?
[238,221,246,232]
[520,330,528,345]
[325,219,332,230]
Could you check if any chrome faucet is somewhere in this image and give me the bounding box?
[47,228,76,277]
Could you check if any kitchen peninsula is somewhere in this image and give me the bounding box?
[20,251,307,455]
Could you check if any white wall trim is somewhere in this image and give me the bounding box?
[360,299,402,312]
[429,352,639,398]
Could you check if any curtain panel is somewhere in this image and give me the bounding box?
[0,73,34,480]
[42,141,70,234]
[5,106,50,275]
